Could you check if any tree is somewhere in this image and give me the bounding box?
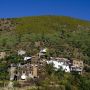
[45,63,55,75]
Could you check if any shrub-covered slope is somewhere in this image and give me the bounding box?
[0,16,90,64]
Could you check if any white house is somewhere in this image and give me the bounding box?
[39,48,47,58]
[40,48,47,53]
[47,60,70,72]
[24,57,32,61]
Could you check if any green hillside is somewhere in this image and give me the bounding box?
[0,16,90,90]
[15,16,90,34]
[0,16,90,64]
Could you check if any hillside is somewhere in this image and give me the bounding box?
[0,16,90,90]
[0,16,90,64]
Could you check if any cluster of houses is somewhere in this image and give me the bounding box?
[0,48,84,81]
[47,57,83,74]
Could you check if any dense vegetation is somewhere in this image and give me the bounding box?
[0,16,90,89]
[0,16,90,64]
[37,63,90,90]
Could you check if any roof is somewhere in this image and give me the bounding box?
[40,48,47,53]
[24,57,32,61]
[47,60,70,72]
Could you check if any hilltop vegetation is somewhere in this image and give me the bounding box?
[0,16,90,64]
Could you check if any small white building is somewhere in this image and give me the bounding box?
[39,48,47,58]
[40,48,47,53]
[47,60,70,72]
[24,57,32,61]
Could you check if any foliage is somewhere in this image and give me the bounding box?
[0,16,90,89]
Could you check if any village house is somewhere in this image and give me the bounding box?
[0,51,6,59]
[13,55,40,80]
[20,54,47,80]
[24,56,32,61]
[70,59,83,74]
[47,57,71,72]
[31,64,38,78]
[17,63,38,80]
[46,57,84,74]
[9,64,16,81]
[72,60,83,67]
[39,48,47,58]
